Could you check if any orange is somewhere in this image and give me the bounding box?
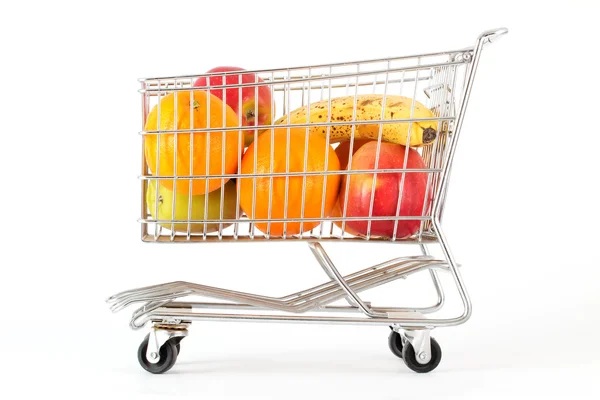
[144,90,242,195]
[238,128,341,236]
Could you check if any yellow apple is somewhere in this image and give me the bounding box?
[146,179,239,234]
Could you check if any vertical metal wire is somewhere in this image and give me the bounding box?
[282,69,292,238]
[301,76,306,108]
[344,72,351,96]
[234,73,243,240]
[249,72,261,240]
[371,65,378,94]
[187,85,195,240]
[266,72,276,239]
[203,88,211,240]
[254,73,260,238]
[170,81,179,240]
[391,59,421,241]
[309,74,325,237]
[340,64,360,238]
[298,68,312,237]
[398,65,406,95]
[219,76,227,240]
[319,75,325,102]
[153,80,163,240]
[318,66,334,239]
[282,73,288,114]
[365,63,391,240]
[418,66,434,235]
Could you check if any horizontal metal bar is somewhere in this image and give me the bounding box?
[139,116,454,135]
[166,302,445,315]
[139,50,472,82]
[139,309,460,329]
[272,76,432,91]
[140,215,432,224]
[141,233,439,244]
[140,168,442,180]
[144,76,433,93]
[141,62,467,92]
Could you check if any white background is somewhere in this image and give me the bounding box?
[1,0,599,399]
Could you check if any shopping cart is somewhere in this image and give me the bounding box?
[107,28,508,374]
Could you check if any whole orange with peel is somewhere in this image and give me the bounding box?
[144,90,242,196]
[238,128,341,236]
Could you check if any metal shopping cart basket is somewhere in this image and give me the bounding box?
[107,28,508,374]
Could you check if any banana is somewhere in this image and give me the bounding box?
[275,94,438,147]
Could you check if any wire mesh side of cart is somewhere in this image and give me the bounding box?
[138,48,474,244]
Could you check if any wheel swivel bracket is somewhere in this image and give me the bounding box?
[146,323,189,364]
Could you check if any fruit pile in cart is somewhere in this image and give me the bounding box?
[145,66,439,240]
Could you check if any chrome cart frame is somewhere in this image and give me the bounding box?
[107,28,508,374]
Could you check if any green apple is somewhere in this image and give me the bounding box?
[147,180,239,234]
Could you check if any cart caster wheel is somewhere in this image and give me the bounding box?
[169,336,184,355]
[137,334,178,374]
[402,337,442,373]
[388,330,404,359]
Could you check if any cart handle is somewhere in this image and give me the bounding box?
[478,27,509,45]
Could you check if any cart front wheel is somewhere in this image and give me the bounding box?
[137,334,178,374]
[388,330,404,359]
[170,336,184,355]
[402,337,442,373]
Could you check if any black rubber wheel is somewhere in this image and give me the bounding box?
[137,334,178,374]
[401,337,442,373]
[388,330,404,359]
[169,337,184,355]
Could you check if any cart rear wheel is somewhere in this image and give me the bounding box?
[137,334,178,374]
[401,337,442,373]
[388,330,404,359]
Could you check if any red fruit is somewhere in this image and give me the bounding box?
[334,139,371,170]
[339,141,428,239]
[330,139,371,236]
[193,66,273,146]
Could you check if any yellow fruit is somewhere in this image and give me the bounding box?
[146,179,239,234]
[275,95,438,147]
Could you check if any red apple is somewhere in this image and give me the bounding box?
[334,139,371,170]
[330,139,371,236]
[339,141,428,238]
[193,66,273,147]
